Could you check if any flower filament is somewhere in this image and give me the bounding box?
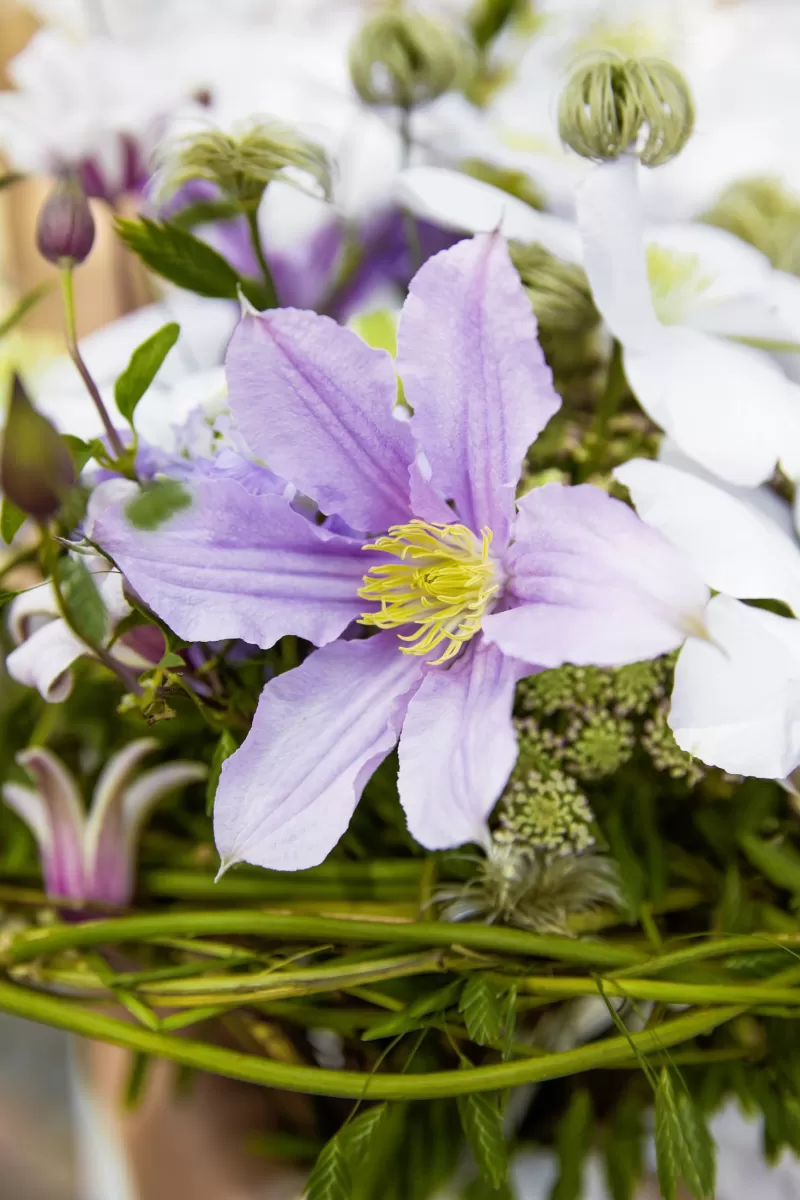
[358,519,498,665]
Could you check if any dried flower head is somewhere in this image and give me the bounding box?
[349,9,467,109]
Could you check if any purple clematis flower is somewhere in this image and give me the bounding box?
[95,234,709,872]
[2,740,206,908]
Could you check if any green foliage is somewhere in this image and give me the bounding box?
[738,832,800,896]
[0,496,25,544]
[305,1133,352,1200]
[0,283,52,340]
[125,479,192,531]
[61,435,98,476]
[340,1104,390,1168]
[549,1090,593,1200]
[457,1090,508,1190]
[206,729,238,816]
[654,1069,716,1200]
[56,555,108,645]
[115,323,180,424]
[459,976,505,1045]
[363,979,462,1040]
[116,217,241,298]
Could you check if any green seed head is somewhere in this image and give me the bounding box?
[510,241,599,335]
[349,9,467,109]
[558,52,694,167]
[157,120,331,211]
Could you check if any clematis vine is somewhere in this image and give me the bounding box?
[397,162,800,488]
[2,740,206,907]
[616,456,800,780]
[95,234,708,871]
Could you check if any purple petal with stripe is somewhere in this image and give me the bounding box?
[226,307,414,532]
[398,233,560,544]
[483,483,710,666]
[398,638,525,850]
[3,748,85,901]
[95,478,370,649]
[214,632,424,872]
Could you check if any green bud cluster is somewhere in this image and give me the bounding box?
[562,712,636,781]
[642,700,705,785]
[509,241,599,335]
[703,177,800,276]
[496,766,596,857]
[558,53,694,166]
[157,121,331,211]
[349,9,466,110]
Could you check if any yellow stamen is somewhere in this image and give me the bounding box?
[358,519,498,665]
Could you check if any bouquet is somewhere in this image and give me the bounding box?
[2,1,800,1196]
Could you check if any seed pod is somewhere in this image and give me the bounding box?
[349,10,465,109]
[1,375,75,520]
[558,53,695,167]
[35,174,96,266]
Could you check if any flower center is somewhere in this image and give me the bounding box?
[358,519,498,665]
[646,244,714,324]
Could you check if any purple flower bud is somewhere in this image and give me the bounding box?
[0,374,75,519]
[35,174,96,266]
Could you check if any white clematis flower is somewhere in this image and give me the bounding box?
[616,456,800,779]
[398,161,800,487]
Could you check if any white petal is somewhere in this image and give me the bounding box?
[671,596,800,779]
[623,326,800,486]
[395,166,582,262]
[616,459,800,612]
[576,155,661,351]
[6,617,86,702]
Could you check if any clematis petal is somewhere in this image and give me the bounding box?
[214,633,424,872]
[398,639,526,851]
[615,459,800,614]
[85,739,206,907]
[623,326,800,487]
[482,483,709,667]
[398,233,560,544]
[3,748,85,900]
[95,479,370,649]
[225,307,414,532]
[395,166,583,262]
[6,617,86,702]
[671,595,800,779]
[576,156,662,351]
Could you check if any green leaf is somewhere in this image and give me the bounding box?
[603,1090,644,1200]
[0,172,25,192]
[738,832,800,895]
[158,651,185,669]
[605,809,647,918]
[125,479,192,531]
[654,1069,715,1200]
[115,217,240,299]
[363,979,462,1040]
[341,1104,389,1168]
[0,497,25,544]
[55,555,108,645]
[206,729,238,816]
[457,1091,508,1190]
[459,976,505,1046]
[550,1090,592,1200]
[115,322,180,424]
[123,1052,152,1110]
[305,1133,352,1200]
[0,589,19,611]
[0,283,51,340]
[61,435,98,475]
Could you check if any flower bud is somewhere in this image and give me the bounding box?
[349,10,466,109]
[35,174,96,266]
[156,120,331,212]
[509,242,598,335]
[1,375,75,520]
[558,53,694,167]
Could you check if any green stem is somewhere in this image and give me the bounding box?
[5,911,645,969]
[59,267,126,459]
[515,974,800,1008]
[245,208,279,307]
[612,931,800,979]
[0,976,738,1099]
